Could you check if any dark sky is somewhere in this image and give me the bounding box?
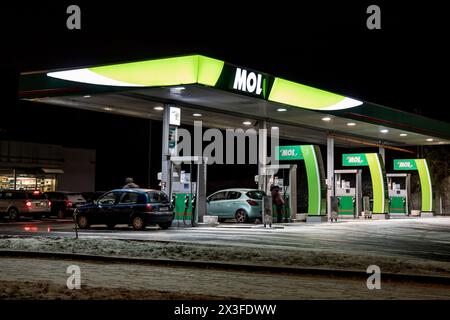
[1,2,449,191]
[5,2,449,120]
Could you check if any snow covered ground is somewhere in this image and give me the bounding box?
[1,217,450,277]
[1,257,449,299]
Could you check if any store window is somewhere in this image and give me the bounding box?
[0,170,57,192]
[37,175,56,192]
[15,173,37,191]
[0,170,14,189]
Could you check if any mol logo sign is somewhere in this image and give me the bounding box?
[343,153,369,166]
[276,145,303,161]
[233,68,264,96]
[394,159,417,170]
[347,156,364,164]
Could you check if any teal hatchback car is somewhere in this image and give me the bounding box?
[206,188,266,223]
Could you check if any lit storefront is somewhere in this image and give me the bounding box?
[0,168,62,192]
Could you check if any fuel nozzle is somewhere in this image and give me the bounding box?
[191,194,197,210]
[184,194,190,210]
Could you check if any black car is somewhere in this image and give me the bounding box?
[44,192,87,219]
[81,191,106,203]
[74,188,174,231]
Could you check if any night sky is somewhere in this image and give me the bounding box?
[2,2,449,191]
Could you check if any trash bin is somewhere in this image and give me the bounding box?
[330,196,339,222]
[362,196,372,218]
[262,196,273,228]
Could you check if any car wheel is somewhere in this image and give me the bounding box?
[158,222,172,230]
[131,215,146,231]
[57,209,65,219]
[235,209,249,223]
[8,207,19,221]
[76,215,90,229]
[106,223,116,230]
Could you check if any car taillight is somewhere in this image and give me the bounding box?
[48,201,52,207]
[25,201,32,207]
[146,203,153,212]
[246,200,258,206]
[66,200,73,207]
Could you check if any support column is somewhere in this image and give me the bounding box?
[161,104,172,195]
[196,161,207,223]
[289,164,298,221]
[326,136,335,221]
[379,145,385,164]
[147,119,152,188]
[258,120,268,193]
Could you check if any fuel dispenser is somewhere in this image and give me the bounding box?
[258,164,297,222]
[159,156,207,226]
[387,173,411,215]
[334,169,362,218]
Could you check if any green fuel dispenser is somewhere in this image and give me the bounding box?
[159,156,207,226]
[387,173,411,215]
[259,164,296,222]
[334,169,362,218]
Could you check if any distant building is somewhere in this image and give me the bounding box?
[0,140,95,192]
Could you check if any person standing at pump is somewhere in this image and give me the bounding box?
[123,177,139,189]
[270,185,284,223]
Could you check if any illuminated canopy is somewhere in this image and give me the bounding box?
[45,54,362,111]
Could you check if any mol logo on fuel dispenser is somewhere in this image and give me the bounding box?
[343,154,369,166]
[276,145,304,161]
[394,159,417,170]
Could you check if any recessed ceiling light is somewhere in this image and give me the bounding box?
[277,108,287,112]
[399,133,408,137]
[426,138,434,142]
[170,86,186,94]
[154,106,164,111]
[103,107,113,111]
[83,95,91,98]
[193,113,202,117]
[321,117,331,122]
[243,121,252,126]
[380,129,389,133]
[347,122,356,126]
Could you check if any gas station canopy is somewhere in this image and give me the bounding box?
[19,54,450,147]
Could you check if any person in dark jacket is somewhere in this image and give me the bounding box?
[123,177,139,189]
[270,185,284,223]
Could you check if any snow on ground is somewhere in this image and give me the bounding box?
[1,233,450,278]
[1,257,450,299]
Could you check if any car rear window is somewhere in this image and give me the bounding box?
[147,191,169,203]
[67,194,86,202]
[27,192,47,200]
[246,190,266,200]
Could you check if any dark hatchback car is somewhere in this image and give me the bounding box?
[44,192,87,218]
[74,189,174,231]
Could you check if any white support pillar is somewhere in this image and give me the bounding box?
[379,145,385,164]
[326,137,335,221]
[161,104,172,195]
[258,120,268,193]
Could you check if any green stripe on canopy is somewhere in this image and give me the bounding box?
[268,78,363,110]
[415,159,433,212]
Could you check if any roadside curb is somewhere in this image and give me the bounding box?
[1,250,450,285]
